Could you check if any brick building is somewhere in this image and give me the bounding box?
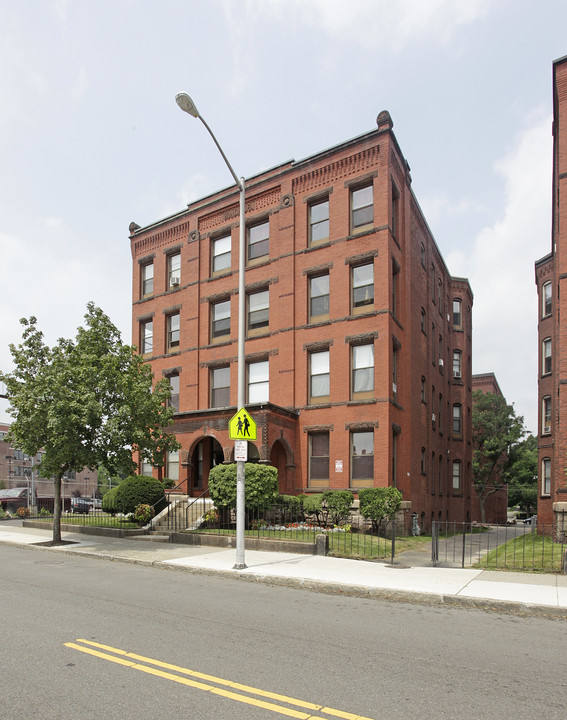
[471,373,508,523]
[535,54,567,530]
[130,110,474,533]
[0,422,97,505]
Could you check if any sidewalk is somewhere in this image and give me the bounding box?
[1,522,566,617]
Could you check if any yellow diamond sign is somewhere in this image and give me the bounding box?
[229,408,257,440]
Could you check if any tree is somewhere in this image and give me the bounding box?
[358,487,402,534]
[472,390,525,523]
[504,434,538,516]
[0,303,180,543]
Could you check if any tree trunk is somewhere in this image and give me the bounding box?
[53,475,62,543]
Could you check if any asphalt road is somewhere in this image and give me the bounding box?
[1,544,565,720]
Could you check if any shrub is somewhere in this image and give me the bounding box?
[162,478,176,490]
[102,486,119,514]
[323,490,354,525]
[16,506,30,518]
[208,463,278,509]
[114,475,166,515]
[302,493,325,525]
[134,503,155,526]
[358,487,402,534]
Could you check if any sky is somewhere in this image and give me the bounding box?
[1,0,565,433]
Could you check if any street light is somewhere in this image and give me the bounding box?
[175,93,247,569]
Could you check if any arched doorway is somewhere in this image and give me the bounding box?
[191,437,224,495]
[270,439,289,494]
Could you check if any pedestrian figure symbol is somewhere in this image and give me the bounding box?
[229,408,257,440]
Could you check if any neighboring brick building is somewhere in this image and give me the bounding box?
[535,54,567,531]
[0,422,97,505]
[130,110,474,533]
[471,373,508,523]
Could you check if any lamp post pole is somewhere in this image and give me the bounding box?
[175,93,247,569]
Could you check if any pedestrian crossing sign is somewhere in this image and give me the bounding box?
[229,407,257,440]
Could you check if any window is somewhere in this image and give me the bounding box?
[352,343,374,398]
[543,281,552,317]
[392,260,400,318]
[452,299,462,328]
[350,185,373,233]
[392,343,399,400]
[166,450,179,482]
[309,198,329,245]
[437,279,443,315]
[391,182,400,238]
[248,360,269,404]
[453,350,462,379]
[438,393,443,433]
[542,395,551,434]
[309,274,330,322]
[140,459,153,476]
[421,376,426,403]
[542,338,552,375]
[140,320,153,355]
[211,300,231,342]
[351,430,373,488]
[210,366,230,408]
[168,373,180,412]
[247,290,269,335]
[420,243,426,268]
[167,252,181,289]
[542,458,551,495]
[452,460,461,495]
[166,312,180,352]
[421,447,426,474]
[351,263,374,314]
[309,350,330,403]
[247,220,269,263]
[452,404,462,436]
[309,432,329,487]
[420,308,426,333]
[212,234,231,275]
[141,262,154,297]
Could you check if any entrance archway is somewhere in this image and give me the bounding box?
[191,437,224,495]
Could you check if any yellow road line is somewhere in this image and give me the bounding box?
[65,639,375,720]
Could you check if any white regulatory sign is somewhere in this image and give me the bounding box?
[234,440,248,462]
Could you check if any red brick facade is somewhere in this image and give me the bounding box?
[535,55,567,528]
[130,111,474,533]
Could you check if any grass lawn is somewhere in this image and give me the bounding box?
[194,526,433,560]
[474,532,566,572]
[33,515,139,530]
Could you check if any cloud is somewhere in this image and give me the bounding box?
[445,109,552,432]
[233,0,491,50]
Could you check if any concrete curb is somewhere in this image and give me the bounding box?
[8,539,567,620]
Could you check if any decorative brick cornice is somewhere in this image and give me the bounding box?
[198,187,281,233]
[134,222,191,257]
[292,146,380,195]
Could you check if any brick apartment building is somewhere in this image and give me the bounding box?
[130,110,474,533]
[535,54,567,531]
[0,422,97,505]
[471,373,508,523]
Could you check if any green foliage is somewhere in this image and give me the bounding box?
[208,463,278,508]
[278,494,304,512]
[114,475,165,515]
[358,487,403,534]
[505,435,538,514]
[102,486,119,514]
[0,304,180,542]
[323,490,354,525]
[134,503,155,526]
[161,478,176,490]
[16,506,30,518]
[472,390,526,521]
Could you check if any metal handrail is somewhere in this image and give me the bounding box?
[148,479,187,530]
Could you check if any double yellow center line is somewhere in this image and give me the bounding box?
[65,639,375,720]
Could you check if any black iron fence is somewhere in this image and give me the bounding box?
[432,521,567,572]
[3,503,140,530]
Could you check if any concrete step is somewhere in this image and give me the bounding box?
[130,533,170,542]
